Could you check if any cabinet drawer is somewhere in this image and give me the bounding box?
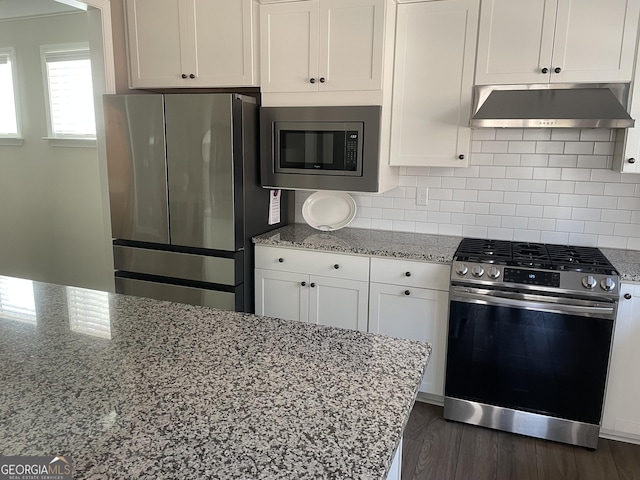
[370,257,450,291]
[255,246,369,281]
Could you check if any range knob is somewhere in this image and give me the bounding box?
[471,265,485,278]
[455,263,468,276]
[487,267,501,279]
[601,277,616,291]
[582,275,597,289]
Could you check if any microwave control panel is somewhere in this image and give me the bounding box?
[346,131,359,171]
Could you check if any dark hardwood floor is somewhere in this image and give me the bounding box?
[402,402,640,480]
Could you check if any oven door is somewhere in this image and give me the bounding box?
[445,287,615,425]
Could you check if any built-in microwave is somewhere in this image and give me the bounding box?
[260,105,389,192]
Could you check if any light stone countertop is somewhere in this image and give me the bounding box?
[252,224,461,264]
[254,224,640,283]
[0,276,430,480]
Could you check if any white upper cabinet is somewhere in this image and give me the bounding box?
[475,0,640,85]
[389,0,478,167]
[259,0,390,105]
[125,0,255,88]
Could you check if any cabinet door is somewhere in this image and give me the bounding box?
[475,0,556,85]
[309,276,369,332]
[260,1,320,93]
[190,0,255,86]
[318,0,385,92]
[601,284,640,440]
[126,0,191,88]
[551,0,639,83]
[369,283,449,396]
[389,0,478,167]
[254,269,309,323]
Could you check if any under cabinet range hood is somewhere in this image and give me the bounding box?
[470,83,634,128]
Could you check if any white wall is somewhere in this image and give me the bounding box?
[296,128,640,250]
[0,12,113,290]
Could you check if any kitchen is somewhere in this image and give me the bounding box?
[2,0,640,478]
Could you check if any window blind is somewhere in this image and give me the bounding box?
[43,47,96,137]
[67,287,111,339]
[0,50,18,136]
[0,277,36,325]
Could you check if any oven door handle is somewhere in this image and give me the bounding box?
[451,286,616,317]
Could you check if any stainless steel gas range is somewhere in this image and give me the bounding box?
[444,238,619,449]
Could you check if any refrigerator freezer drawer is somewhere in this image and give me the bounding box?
[115,276,239,311]
[113,245,241,286]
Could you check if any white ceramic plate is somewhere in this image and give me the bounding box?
[302,191,357,231]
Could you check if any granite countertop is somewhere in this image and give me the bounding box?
[254,224,640,283]
[0,276,430,480]
[252,224,461,264]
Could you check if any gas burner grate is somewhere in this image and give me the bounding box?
[545,244,613,270]
[454,238,512,261]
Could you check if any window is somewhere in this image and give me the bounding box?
[41,43,96,140]
[0,47,19,138]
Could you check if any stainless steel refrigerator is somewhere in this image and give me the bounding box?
[103,93,290,312]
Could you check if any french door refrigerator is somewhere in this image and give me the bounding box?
[103,93,289,312]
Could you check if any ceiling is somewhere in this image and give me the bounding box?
[0,0,82,20]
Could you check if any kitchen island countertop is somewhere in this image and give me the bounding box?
[0,276,430,479]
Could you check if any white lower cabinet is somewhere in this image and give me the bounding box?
[368,258,450,397]
[255,245,451,400]
[254,245,369,331]
[601,283,640,443]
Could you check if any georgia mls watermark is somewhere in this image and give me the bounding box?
[0,456,73,480]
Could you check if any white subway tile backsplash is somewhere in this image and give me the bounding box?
[440,201,465,213]
[604,182,636,197]
[549,154,578,168]
[536,142,564,154]
[541,231,570,244]
[490,203,516,216]
[471,129,496,141]
[508,141,536,154]
[585,222,614,235]
[462,225,489,238]
[487,228,514,240]
[504,192,532,204]
[442,177,467,189]
[568,233,598,246]
[558,194,588,208]
[506,167,533,179]
[574,182,605,195]
[476,215,502,227]
[556,219,584,233]
[294,128,640,250]
[533,168,562,180]
[546,181,576,194]
[571,208,601,222]
[439,224,463,236]
[495,129,524,141]
[518,180,547,192]
[479,166,506,178]
[523,129,551,141]
[493,154,522,166]
[481,141,509,153]
[551,129,580,141]
[530,193,560,206]
[492,179,519,191]
[521,154,549,167]
[478,191,504,203]
[464,202,491,214]
[544,206,573,219]
[580,129,612,141]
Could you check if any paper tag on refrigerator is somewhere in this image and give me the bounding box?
[269,189,281,225]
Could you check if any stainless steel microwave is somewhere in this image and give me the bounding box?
[260,105,382,192]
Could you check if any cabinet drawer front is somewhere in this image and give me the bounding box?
[370,257,450,291]
[255,246,369,281]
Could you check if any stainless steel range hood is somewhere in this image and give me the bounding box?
[470,83,634,128]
